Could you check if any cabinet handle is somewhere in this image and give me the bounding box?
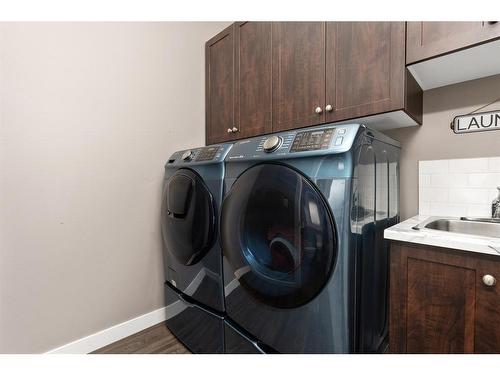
[482,274,497,286]
[232,126,238,132]
[487,21,498,25]
[227,128,233,133]
[315,106,323,114]
[325,104,333,112]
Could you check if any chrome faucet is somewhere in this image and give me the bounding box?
[493,186,500,219]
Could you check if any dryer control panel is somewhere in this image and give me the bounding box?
[166,143,233,167]
[195,146,221,161]
[226,123,360,161]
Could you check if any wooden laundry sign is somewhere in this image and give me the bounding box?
[452,110,500,134]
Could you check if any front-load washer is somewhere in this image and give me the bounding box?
[220,124,400,353]
[161,143,232,353]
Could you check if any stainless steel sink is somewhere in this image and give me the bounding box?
[413,217,500,238]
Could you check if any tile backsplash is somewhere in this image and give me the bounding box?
[419,157,500,217]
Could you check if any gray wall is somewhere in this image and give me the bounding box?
[385,74,500,220]
[0,22,230,353]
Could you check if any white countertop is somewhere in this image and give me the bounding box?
[384,215,500,257]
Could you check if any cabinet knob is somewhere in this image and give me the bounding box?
[325,104,333,112]
[482,274,497,286]
[232,126,238,132]
[315,106,323,114]
[227,128,233,133]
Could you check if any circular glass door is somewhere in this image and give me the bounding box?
[161,169,216,266]
[221,163,337,309]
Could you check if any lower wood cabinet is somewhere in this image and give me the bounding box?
[389,242,500,353]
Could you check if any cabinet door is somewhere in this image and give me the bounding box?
[407,21,500,64]
[325,22,405,123]
[390,244,477,353]
[474,257,500,353]
[234,22,272,139]
[406,257,476,353]
[390,243,500,353]
[272,22,325,132]
[206,25,234,145]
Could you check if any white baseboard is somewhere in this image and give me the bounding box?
[45,306,167,354]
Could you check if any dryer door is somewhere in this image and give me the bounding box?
[161,169,216,266]
[221,163,337,309]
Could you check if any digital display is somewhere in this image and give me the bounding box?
[290,128,334,152]
[196,146,220,161]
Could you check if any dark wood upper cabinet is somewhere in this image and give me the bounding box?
[205,25,234,145]
[205,21,424,145]
[272,22,326,132]
[326,22,408,123]
[390,242,500,353]
[407,21,500,64]
[234,22,273,139]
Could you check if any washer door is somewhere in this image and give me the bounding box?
[161,169,216,266]
[221,163,337,309]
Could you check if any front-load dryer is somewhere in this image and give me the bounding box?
[161,143,232,353]
[220,124,400,353]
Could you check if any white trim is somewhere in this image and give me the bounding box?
[330,110,419,131]
[45,306,167,354]
[408,39,500,90]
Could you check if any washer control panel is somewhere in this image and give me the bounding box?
[226,123,361,162]
[290,128,335,153]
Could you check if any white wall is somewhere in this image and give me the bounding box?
[0,22,230,353]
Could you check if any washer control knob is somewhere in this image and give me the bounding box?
[181,150,194,161]
[263,135,283,153]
